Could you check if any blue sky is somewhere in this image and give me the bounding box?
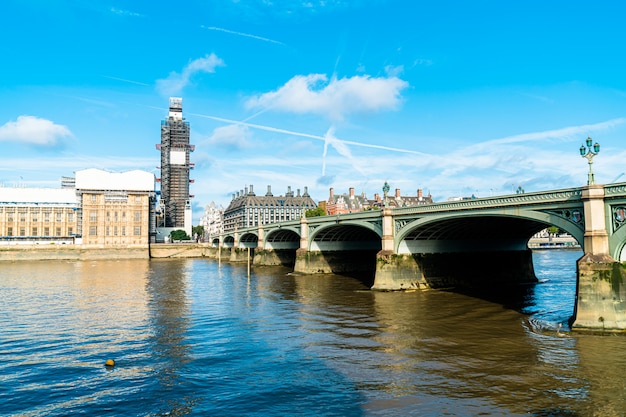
[2,0,626,222]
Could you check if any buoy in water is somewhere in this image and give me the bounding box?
[105,359,115,367]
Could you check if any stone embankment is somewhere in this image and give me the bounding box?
[0,243,234,262]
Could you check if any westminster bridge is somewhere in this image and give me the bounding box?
[211,184,626,332]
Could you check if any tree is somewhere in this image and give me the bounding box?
[192,225,204,238]
[170,229,190,241]
[305,207,326,217]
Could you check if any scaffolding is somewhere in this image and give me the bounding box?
[158,97,193,228]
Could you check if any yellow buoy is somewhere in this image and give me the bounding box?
[105,359,115,367]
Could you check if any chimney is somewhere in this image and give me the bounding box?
[303,186,309,197]
[330,187,334,198]
[232,193,236,200]
[266,185,273,196]
[395,188,401,198]
[349,187,355,198]
[297,188,301,197]
[249,185,254,195]
[374,193,380,202]
[236,191,240,198]
[287,186,292,196]
[418,189,423,199]
[245,186,248,195]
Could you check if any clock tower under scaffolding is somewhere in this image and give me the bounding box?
[156,97,194,235]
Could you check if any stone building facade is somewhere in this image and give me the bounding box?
[223,185,316,231]
[76,169,156,246]
[0,187,78,244]
[0,169,156,246]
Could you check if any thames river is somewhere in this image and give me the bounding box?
[1,250,625,416]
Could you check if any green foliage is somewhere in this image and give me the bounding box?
[170,229,190,241]
[305,207,327,217]
[192,225,204,237]
[547,226,560,235]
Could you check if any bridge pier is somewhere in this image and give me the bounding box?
[571,185,626,331]
[572,254,626,331]
[372,250,537,291]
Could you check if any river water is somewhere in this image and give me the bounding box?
[1,249,625,416]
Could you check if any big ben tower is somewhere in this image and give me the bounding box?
[157,97,194,234]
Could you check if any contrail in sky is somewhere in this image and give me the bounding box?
[101,75,150,86]
[201,26,285,45]
[188,112,427,155]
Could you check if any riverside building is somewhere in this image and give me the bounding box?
[0,168,156,246]
[223,185,316,232]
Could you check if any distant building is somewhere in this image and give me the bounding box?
[199,201,224,241]
[223,185,316,232]
[326,187,371,215]
[0,169,156,246]
[157,97,193,235]
[371,188,433,208]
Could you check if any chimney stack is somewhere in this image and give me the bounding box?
[395,188,401,198]
[349,187,355,198]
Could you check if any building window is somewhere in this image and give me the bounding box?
[56,227,61,237]
[44,212,50,222]
[134,211,141,222]
[32,227,37,236]
[32,213,38,222]
[114,212,119,222]
[106,211,111,222]
[90,211,97,222]
[121,226,126,236]
[7,213,13,222]
[68,227,73,236]
[7,227,13,236]
[122,211,127,221]
[89,226,97,236]
[114,226,118,236]
[106,226,110,236]
[91,194,97,202]
[68,212,74,222]
[44,227,49,236]
[20,212,26,222]
[56,212,62,222]
[135,196,141,204]
[20,227,26,236]
[133,226,141,236]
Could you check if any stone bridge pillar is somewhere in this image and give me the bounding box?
[299,216,309,250]
[257,223,265,250]
[381,208,394,252]
[572,184,626,332]
[581,185,609,255]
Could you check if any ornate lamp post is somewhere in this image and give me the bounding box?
[382,181,390,208]
[579,136,600,185]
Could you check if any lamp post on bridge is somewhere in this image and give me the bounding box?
[580,136,600,185]
[382,181,390,208]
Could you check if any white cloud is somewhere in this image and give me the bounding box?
[245,73,409,121]
[205,124,252,150]
[156,53,225,96]
[0,116,73,146]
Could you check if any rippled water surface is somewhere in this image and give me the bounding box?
[2,250,626,416]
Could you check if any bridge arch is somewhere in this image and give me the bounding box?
[309,222,382,251]
[223,235,235,248]
[239,232,258,248]
[395,210,584,254]
[265,228,300,250]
